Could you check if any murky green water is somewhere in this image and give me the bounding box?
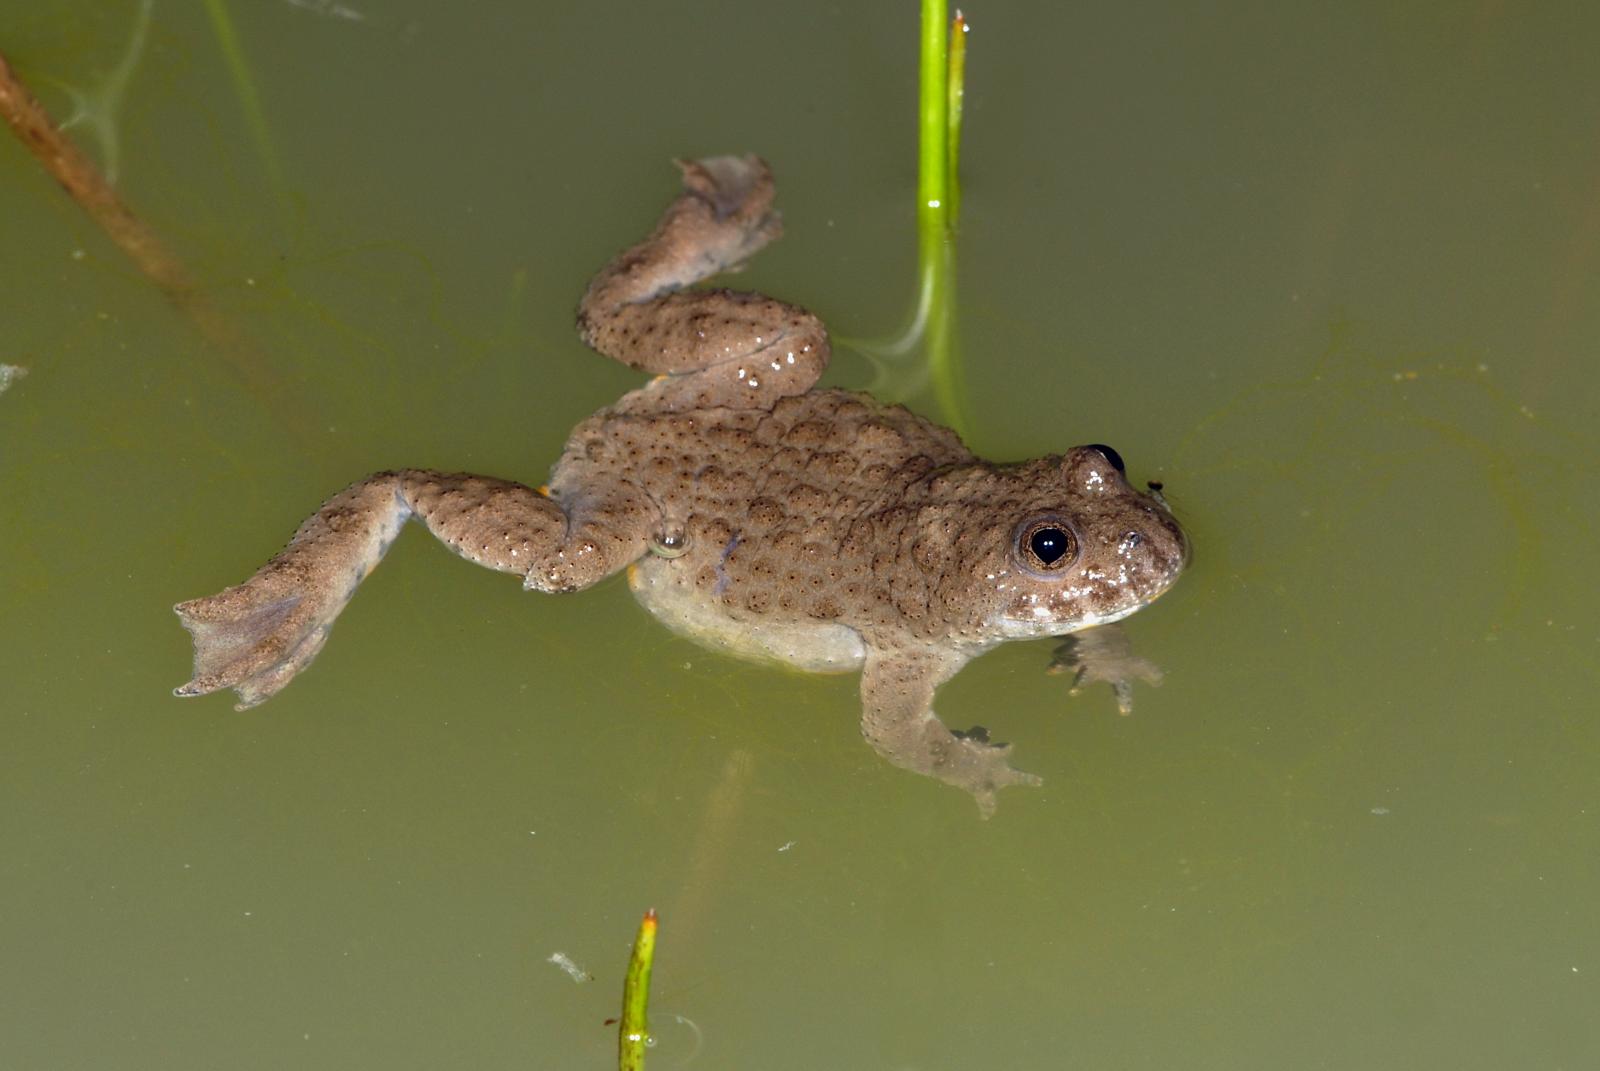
[3,3,1597,1068]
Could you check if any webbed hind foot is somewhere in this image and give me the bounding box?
[173,475,410,709]
[174,578,333,710]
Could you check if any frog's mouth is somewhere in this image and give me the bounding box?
[993,597,1150,640]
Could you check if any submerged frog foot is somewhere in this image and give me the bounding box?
[942,739,1044,820]
[1048,624,1165,716]
[680,154,776,223]
[676,154,783,267]
[173,584,330,710]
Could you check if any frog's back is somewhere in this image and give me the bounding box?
[552,388,973,527]
[550,389,973,670]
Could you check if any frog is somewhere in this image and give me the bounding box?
[173,155,1188,815]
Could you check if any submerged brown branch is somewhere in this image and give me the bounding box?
[0,49,310,443]
[0,49,195,301]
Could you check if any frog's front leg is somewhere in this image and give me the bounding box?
[174,470,651,710]
[860,647,1043,818]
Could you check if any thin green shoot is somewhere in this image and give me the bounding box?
[917,1,969,431]
[945,10,967,221]
[917,0,949,230]
[202,0,289,204]
[619,908,657,1071]
[852,3,968,369]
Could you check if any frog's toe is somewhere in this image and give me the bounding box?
[970,785,1000,820]
[225,626,329,710]
[967,767,1044,820]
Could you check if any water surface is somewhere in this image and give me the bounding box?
[2,3,1597,1068]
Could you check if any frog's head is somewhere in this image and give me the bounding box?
[963,444,1188,640]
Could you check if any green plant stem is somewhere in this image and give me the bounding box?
[918,0,950,230]
[921,230,965,428]
[619,909,657,1071]
[202,0,288,203]
[919,1,968,431]
[946,10,967,221]
[841,2,970,430]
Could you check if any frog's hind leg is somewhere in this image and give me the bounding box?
[577,155,830,411]
[173,470,650,709]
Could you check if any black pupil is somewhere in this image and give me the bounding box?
[1030,527,1071,565]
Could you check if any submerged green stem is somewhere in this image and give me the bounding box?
[202,0,288,202]
[920,224,966,432]
[840,2,970,431]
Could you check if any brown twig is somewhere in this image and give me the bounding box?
[0,49,197,299]
[0,49,312,444]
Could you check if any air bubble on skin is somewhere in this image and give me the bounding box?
[649,526,691,559]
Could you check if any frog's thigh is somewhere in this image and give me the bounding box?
[401,471,650,592]
[603,291,830,411]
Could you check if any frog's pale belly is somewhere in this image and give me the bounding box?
[628,557,867,672]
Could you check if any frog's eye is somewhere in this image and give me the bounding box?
[1014,516,1079,575]
[1084,443,1125,474]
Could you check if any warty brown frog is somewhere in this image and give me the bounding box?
[174,156,1188,815]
